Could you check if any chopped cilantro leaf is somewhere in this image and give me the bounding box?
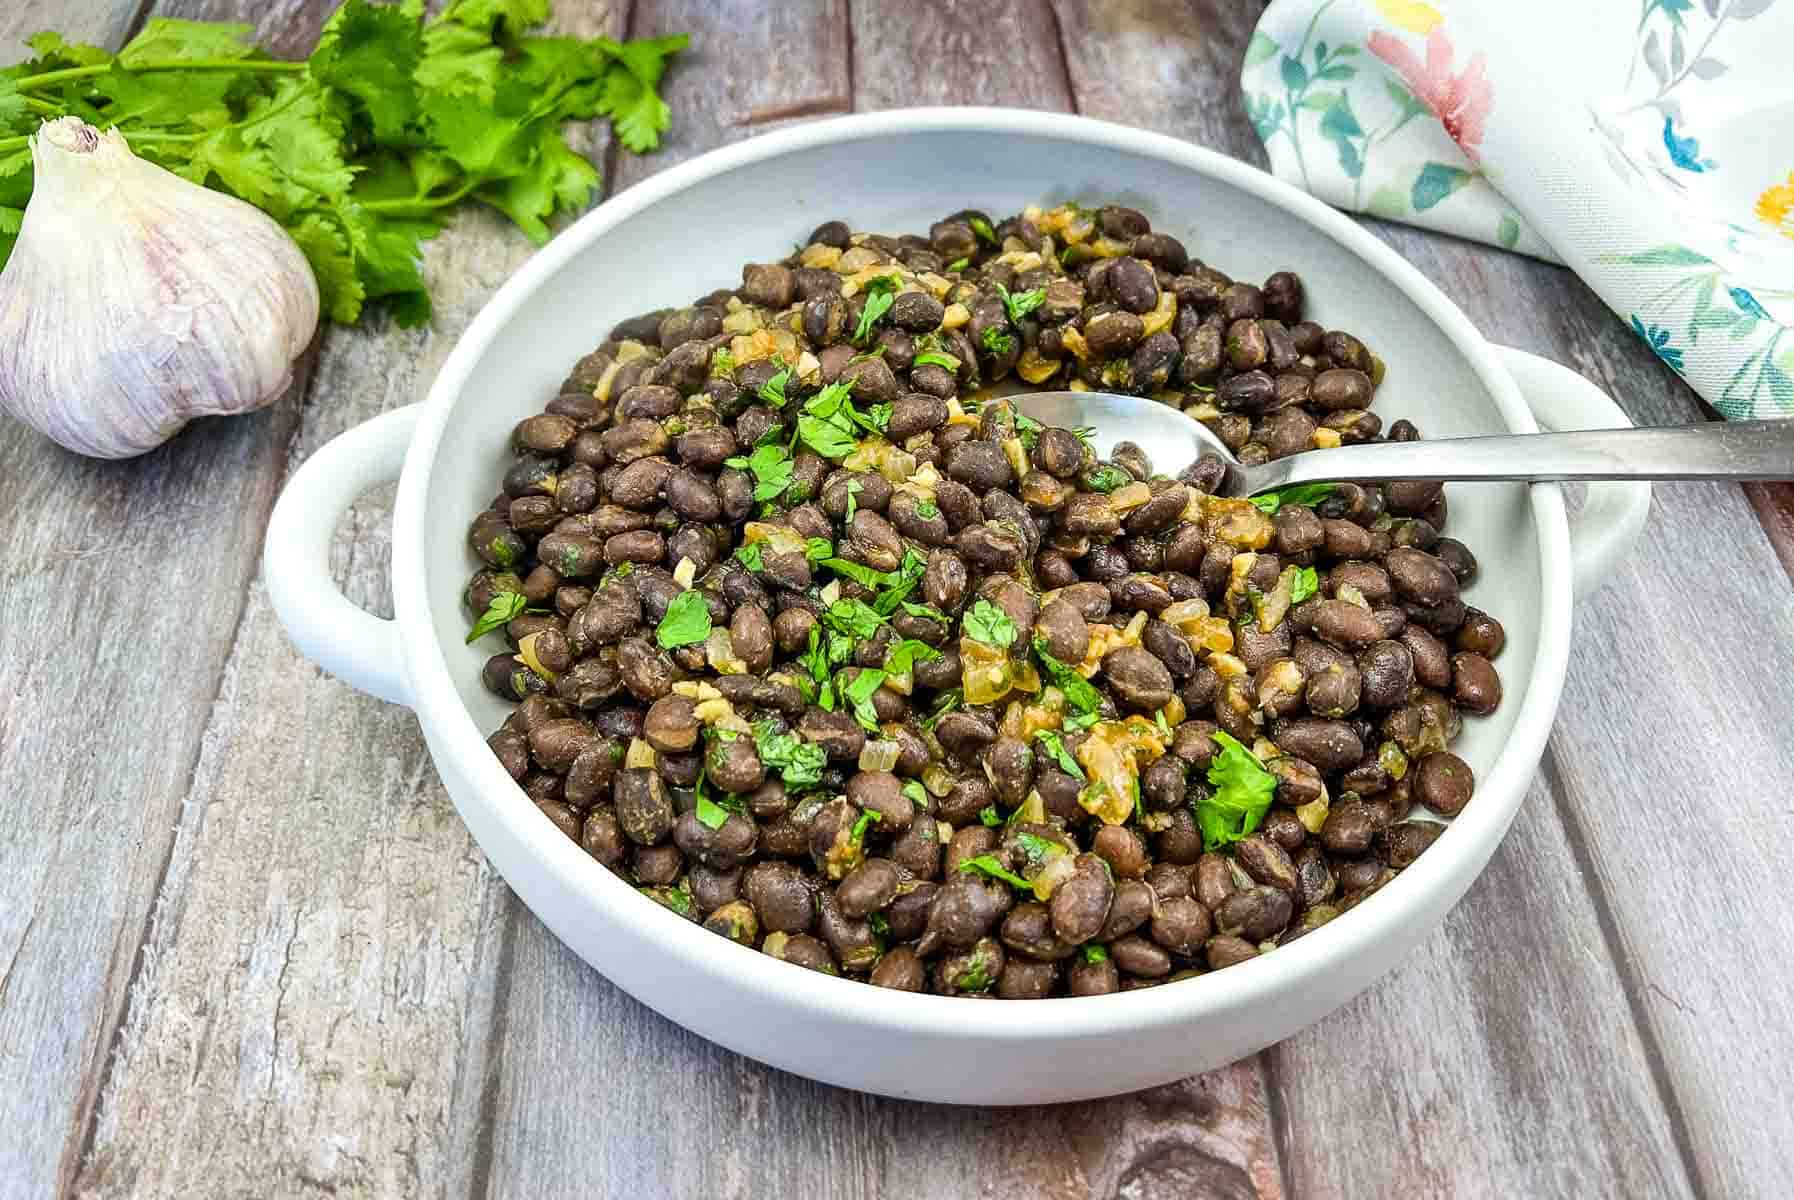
[1033,730,1086,780]
[753,719,827,790]
[1082,943,1109,964]
[946,257,969,272]
[922,688,963,730]
[854,289,896,344]
[844,668,887,733]
[883,638,941,675]
[902,780,928,805]
[872,548,929,616]
[968,215,997,245]
[850,808,883,843]
[979,805,1003,828]
[959,854,1031,890]
[725,441,794,501]
[1086,465,1131,494]
[1013,412,1043,451]
[655,590,712,649]
[798,414,858,459]
[1200,731,1278,851]
[1032,638,1103,716]
[757,365,792,408]
[466,590,526,643]
[1249,483,1337,515]
[901,600,948,622]
[734,542,764,571]
[995,281,1047,323]
[981,326,1015,356]
[823,598,885,639]
[915,499,941,520]
[819,557,891,590]
[913,350,960,372]
[843,478,863,523]
[806,536,834,562]
[963,598,1018,648]
[1291,565,1320,605]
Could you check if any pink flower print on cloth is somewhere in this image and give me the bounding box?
[1365,26,1491,163]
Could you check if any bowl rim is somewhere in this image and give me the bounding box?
[390,106,1571,1040]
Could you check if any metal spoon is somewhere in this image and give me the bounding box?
[1011,390,1794,495]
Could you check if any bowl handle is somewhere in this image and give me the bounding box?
[263,405,420,707]
[1495,346,1653,600]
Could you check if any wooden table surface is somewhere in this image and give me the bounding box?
[5,2,1793,1197]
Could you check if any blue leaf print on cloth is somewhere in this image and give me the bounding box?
[1730,287,1770,320]
[1631,315,1688,373]
[1662,115,1717,172]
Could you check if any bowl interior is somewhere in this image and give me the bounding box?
[422,122,1540,833]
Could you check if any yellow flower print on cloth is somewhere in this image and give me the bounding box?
[1756,172,1794,241]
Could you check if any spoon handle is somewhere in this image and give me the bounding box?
[1251,419,1794,490]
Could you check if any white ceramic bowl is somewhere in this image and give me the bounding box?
[264,108,1651,1104]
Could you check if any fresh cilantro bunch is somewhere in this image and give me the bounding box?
[0,0,689,325]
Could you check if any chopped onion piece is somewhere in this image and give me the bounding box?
[1031,853,1078,901]
[1002,437,1029,481]
[625,737,658,769]
[859,740,901,772]
[819,579,842,607]
[1161,598,1211,631]
[673,556,697,587]
[923,763,956,798]
[706,628,747,675]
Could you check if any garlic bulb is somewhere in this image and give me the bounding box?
[0,118,318,459]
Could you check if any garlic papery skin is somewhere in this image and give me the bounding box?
[0,118,320,459]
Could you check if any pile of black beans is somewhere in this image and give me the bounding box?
[463,203,1506,998]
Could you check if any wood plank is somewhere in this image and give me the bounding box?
[0,5,305,1196]
[66,2,619,1196]
[1053,2,1711,1194]
[851,0,1071,112]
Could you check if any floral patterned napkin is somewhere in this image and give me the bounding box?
[1242,0,1794,418]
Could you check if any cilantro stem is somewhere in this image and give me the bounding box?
[13,58,308,93]
[361,179,482,215]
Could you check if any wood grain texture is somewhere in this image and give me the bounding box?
[0,4,308,1196]
[62,2,618,1197]
[851,0,1072,112]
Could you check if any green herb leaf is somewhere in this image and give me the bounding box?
[981,325,1015,356]
[725,441,794,501]
[752,719,827,790]
[1015,831,1068,868]
[968,214,997,245]
[1032,637,1103,716]
[883,637,941,676]
[734,541,765,571]
[757,365,792,408]
[922,688,963,731]
[797,413,858,459]
[466,590,527,643]
[946,257,969,272]
[1085,465,1131,494]
[912,349,960,371]
[1032,729,1086,780]
[655,589,713,649]
[694,775,730,830]
[843,478,862,523]
[1013,411,1043,451]
[963,598,1018,648]
[854,289,896,344]
[1082,943,1109,964]
[1291,565,1320,605]
[850,808,883,843]
[902,779,928,805]
[872,548,929,616]
[823,598,885,640]
[844,668,887,733]
[806,536,834,562]
[818,557,889,590]
[979,805,1003,828]
[958,854,1032,890]
[915,499,940,520]
[1249,483,1337,515]
[995,281,1046,323]
[1199,731,1278,851]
